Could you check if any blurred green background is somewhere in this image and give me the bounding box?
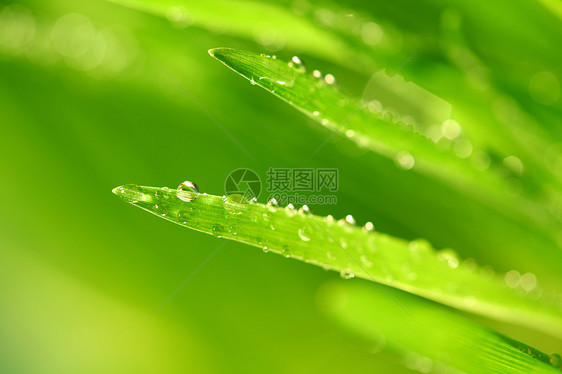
[1,0,560,373]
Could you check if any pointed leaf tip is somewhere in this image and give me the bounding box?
[112,184,151,204]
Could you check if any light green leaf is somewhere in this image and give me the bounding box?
[318,281,562,374]
[208,47,562,250]
[108,0,396,72]
[112,184,562,338]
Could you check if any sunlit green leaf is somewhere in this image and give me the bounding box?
[113,184,562,338]
[319,281,562,374]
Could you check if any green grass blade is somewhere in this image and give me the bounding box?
[112,184,562,338]
[318,281,562,374]
[208,47,562,250]
[107,0,392,71]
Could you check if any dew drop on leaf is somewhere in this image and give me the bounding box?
[340,269,355,279]
[212,224,224,238]
[549,353,561,368]
[504,270,521,288]
[285,203,297,216]
[177,180,199,202]
[520,272,537,291]
[324,73,336,85]
[298,204,311,216]
[360,254,373,268]
[363,221,375,232]
[155,202,169,216]
[287,56,306,73]
[437,249,460,269]
[298,227,311,241]
[396,151,415,170]
[177,209,194,224]
[267,198,279,208]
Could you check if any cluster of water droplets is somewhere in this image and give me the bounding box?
[310,68,337,86]
[287,55,306,73]
[285,55,339,87]
[0,5,141,80]
[436,249,460,269]
[503,269,539,293]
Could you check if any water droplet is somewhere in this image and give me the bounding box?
[250,78,257,85]
[396,151,415,170]
[324,73,336,85]
[288,56,306,72]
[298,227,311,241]
[249,197,258,204]
[363,221,374,232]
[285,203,296,216]
[326,215,335,222]
[177,209,194,224]
[504,270,521,288]
[312,69,323,79]
[345,129,355,138]
[262,246,269,253]
[360,255,373,268]
[166,6,194,27]
[520,272,537,291]
[549,353,561,368]
[345,214,356,225]
[503,155,524,175]
[177,181,199,202]
[340,269,355,279]
[281,246,290,257]
[154,202,169,216]
[441,119,461,140]
[361,22,383,45]
[299,205,312,216]
[454,139,473,158]
[267,198,279,207]
[258,76,291,87]
[437,249,459,269]
[212,224,224,238]
[312,110,320,116]
[472,150,491,171]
